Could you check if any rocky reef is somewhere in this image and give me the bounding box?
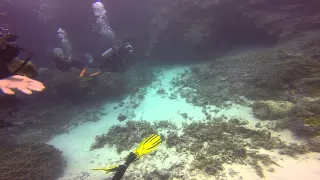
[169,32,320,107]
[0,142,65,180]
[102,0,320,61]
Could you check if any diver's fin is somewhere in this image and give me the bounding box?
[89,70,101,77]
[79,67,86,77]
[133,134,161,158]
[92,165,119,173]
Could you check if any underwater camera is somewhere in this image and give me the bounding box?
[0,33,37,78]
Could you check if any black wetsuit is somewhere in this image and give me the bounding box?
[53,57,86,72]
[0,60,12,79]
[0,40,21,79]
[103,46,132,72]
[53,43,132,73]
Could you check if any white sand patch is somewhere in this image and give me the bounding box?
[265,153,320,180]
[220,150,320,180]
[48,66,320,180]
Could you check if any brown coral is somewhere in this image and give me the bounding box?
[252,100,295,120]
[0,142,65,180]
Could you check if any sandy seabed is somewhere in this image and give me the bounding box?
[48,66,320,180]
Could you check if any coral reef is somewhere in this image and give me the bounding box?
[0,142,65,180]
[91,120,179,153]
[117,114,127,122]
[303,117,320,127]
[252,100,295,120]
[290,99,320,136]
[308,136,320,152]
[157,88,167,98]
[153,120,178,130]
[167,117,307,178]
[90,121,157,152]
[166,131,181,148]
[170,68,238,107]
[266,118,291,132]
[168,33,320,110]
[143,170,170,180]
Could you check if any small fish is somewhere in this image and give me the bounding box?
[0,12,7,16]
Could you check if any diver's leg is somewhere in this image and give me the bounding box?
[71,60,86,70]
[104,59,119,72]
[0,61,13,79]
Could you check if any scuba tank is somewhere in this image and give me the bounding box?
[102,47,115,58]
[53,48,64,57]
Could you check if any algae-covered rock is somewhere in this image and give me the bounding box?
[303,116,320,127]
[308,136,320,152]
[290,99,320,136]
[252,100,295,120]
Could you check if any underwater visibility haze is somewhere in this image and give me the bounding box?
[1,0,320,179]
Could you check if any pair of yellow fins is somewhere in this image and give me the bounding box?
[92,134,161,174]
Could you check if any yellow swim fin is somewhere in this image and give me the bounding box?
[133,134,162,158]
[92,165,119,173]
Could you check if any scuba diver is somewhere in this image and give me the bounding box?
[52,41,134,76]
[52,48,101,77]
[100,41,134,72]
[53,48,85,72]
[0,33,45,95]
[92,134,161,180]
[0,33,45,130]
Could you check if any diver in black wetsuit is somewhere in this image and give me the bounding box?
[0,33,37,79]
[52,53,86,72]
[100,41,134,72]
[53,41,134,75]
[0,33,45,128]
